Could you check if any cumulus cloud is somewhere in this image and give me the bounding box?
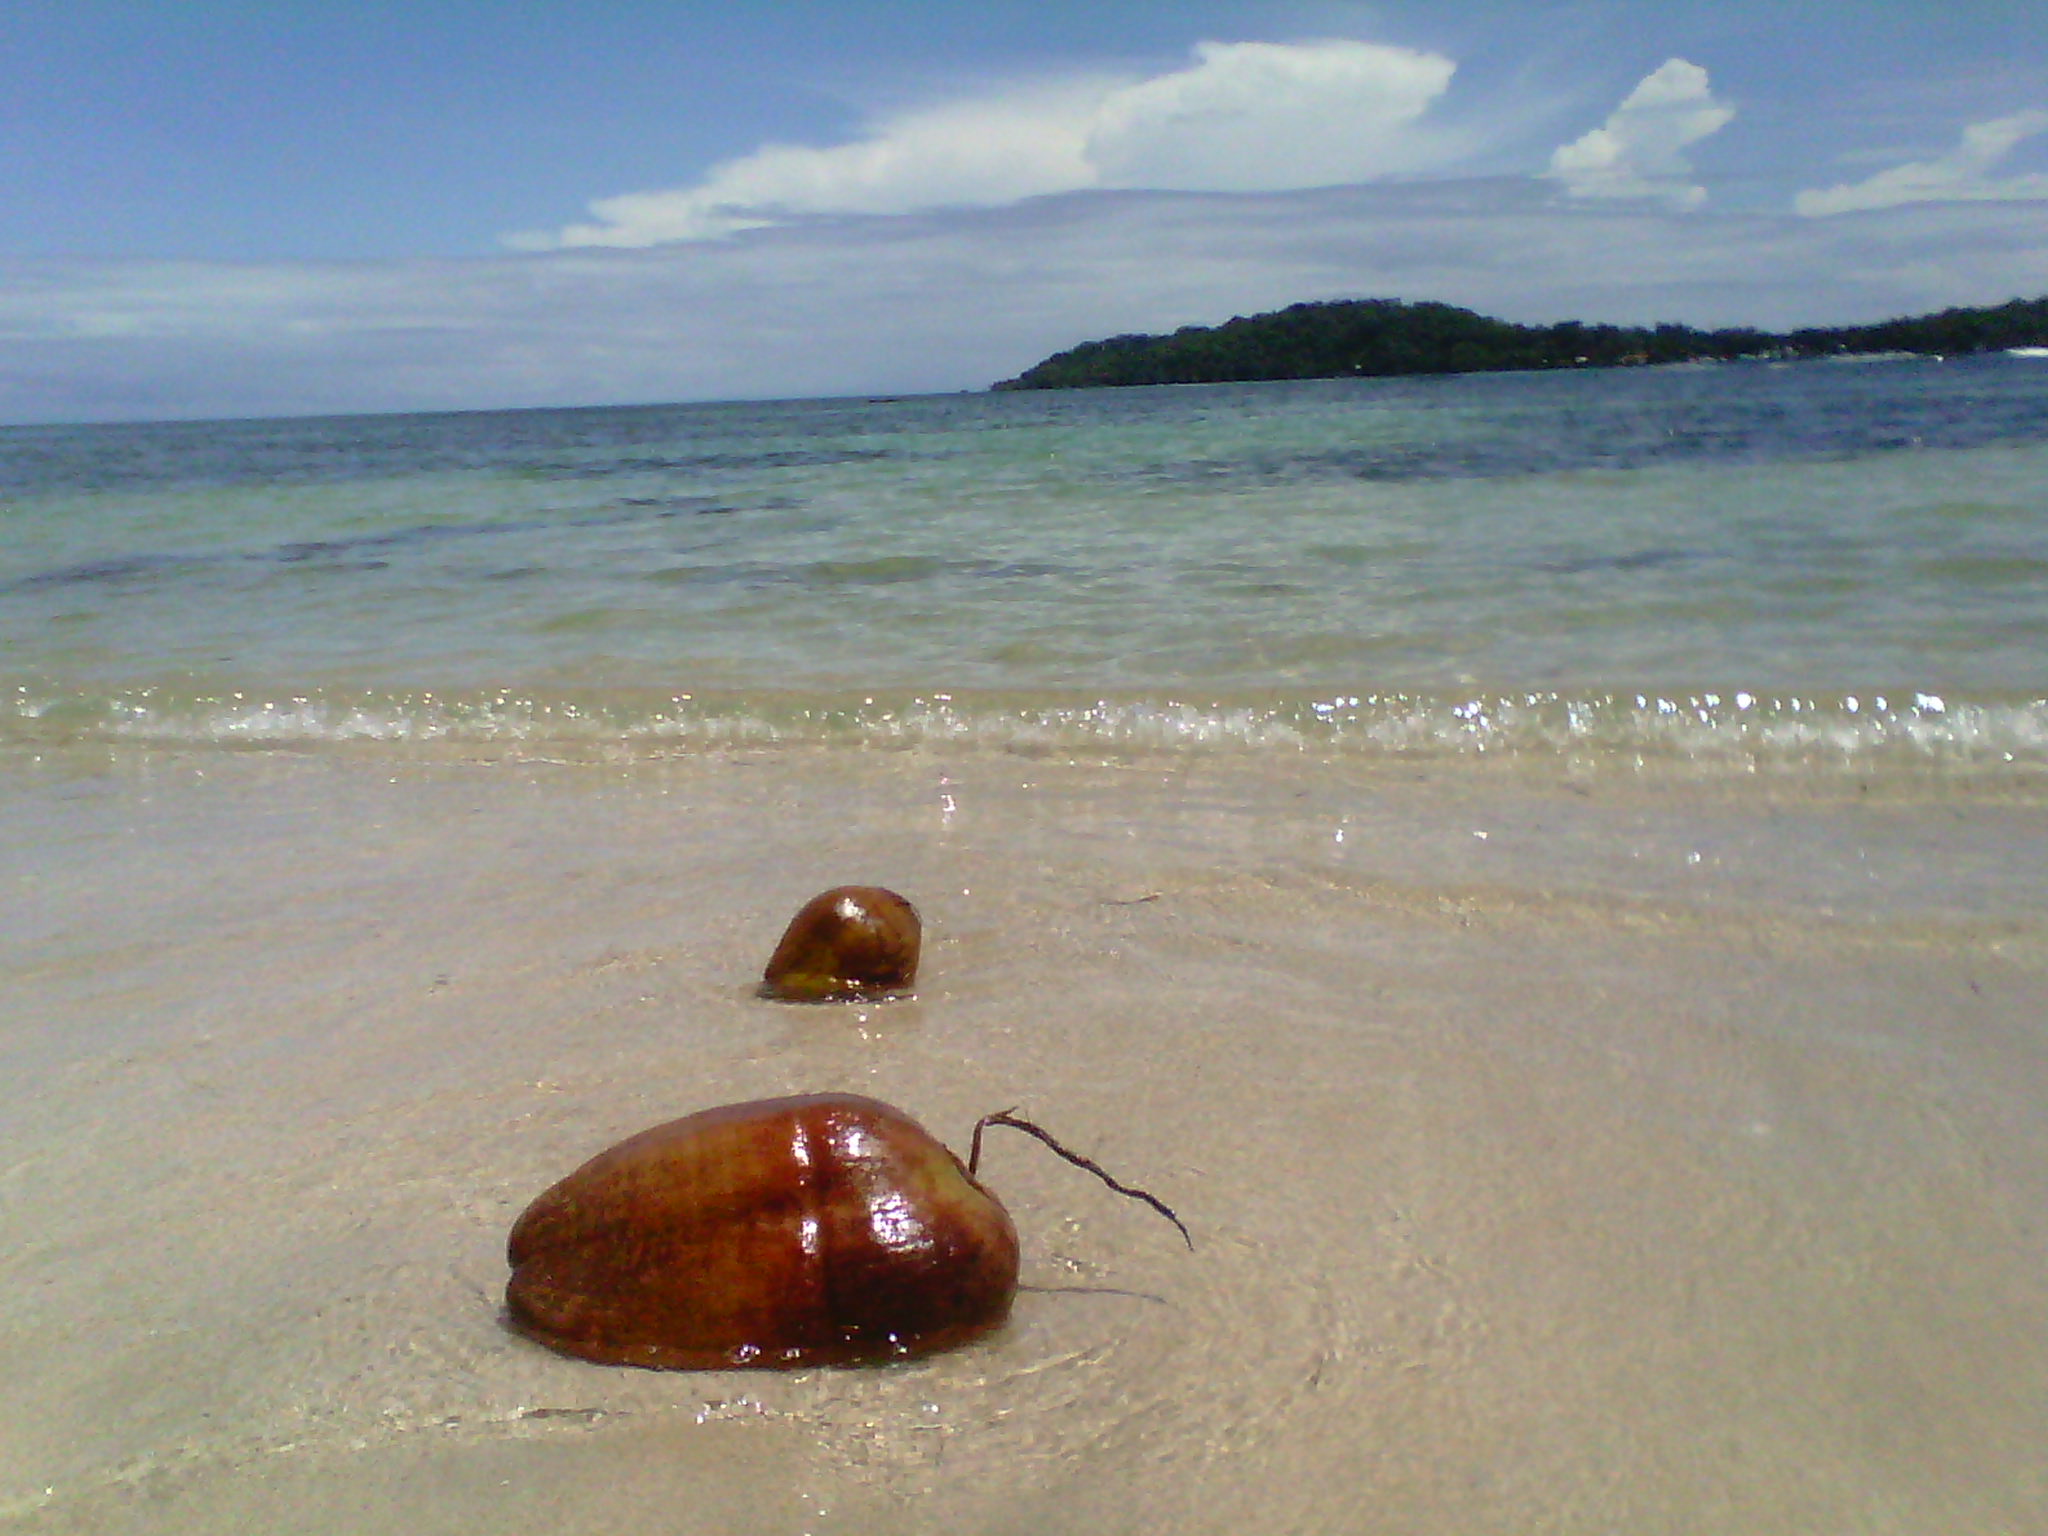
[1085,40,1457,190]
[1546,59,1734,209]
[509,39,1459,248]
[1795,109,2048,216]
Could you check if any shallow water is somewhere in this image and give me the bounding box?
[5,359,2047,775]
[3,748,2046,1534]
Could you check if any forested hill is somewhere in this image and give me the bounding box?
[991,296,2048,390]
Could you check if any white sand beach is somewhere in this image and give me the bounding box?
[5,742,2046,1534]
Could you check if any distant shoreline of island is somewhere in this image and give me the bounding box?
[991,296,2048,391]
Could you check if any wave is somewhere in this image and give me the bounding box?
[6,680,2045,778]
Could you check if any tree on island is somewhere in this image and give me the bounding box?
[991,295,2048,390]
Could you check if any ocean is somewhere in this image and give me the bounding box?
[6,360,2048,1535]
[6,354,2046,772]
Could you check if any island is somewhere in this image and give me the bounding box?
[991,295,2048,390]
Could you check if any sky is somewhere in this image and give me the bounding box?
[3,1,2047,424]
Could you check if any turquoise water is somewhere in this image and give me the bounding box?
[4,359,2047,770]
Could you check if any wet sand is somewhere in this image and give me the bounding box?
[4,744,2047,1534]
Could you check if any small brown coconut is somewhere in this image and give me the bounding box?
[506,1094,1015,1369]
[760,885,920,1001]
[504,1094,1190,1371]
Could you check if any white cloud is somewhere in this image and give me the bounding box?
[1085,40,1457,191]
[523,82,1109,248]
[509,39,1459,249]
[1546,59,1735,209]
[1795,110,2048,216]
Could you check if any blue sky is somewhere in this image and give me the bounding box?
[4,1,2046,422]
